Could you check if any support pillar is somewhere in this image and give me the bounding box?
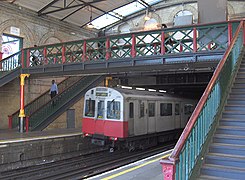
[19,74,30,133]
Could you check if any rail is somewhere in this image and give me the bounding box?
[0,51,21,76]
[160,20,245,180]
[20,21,239,68]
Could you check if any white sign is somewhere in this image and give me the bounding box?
[10,26,20,36]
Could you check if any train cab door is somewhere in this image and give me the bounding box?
[174,103,181,129]
[95,98,105,135]
[147,101,156,133]
[134,100,147,136]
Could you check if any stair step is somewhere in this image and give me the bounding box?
[209,143,245,156]
[222,112,245,119]
[230,87,245,93]
[205,153,245,169]
[201,164,245,179]
[229,94,245,98]
[197,175,231,180]
[227,99,245,105]
[224,105,245,111]
[220,118,245,126]
[213,134,245,145]
[216,126,245,136]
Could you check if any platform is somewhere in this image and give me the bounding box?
[87,149,172,180]
[0,128,82,144]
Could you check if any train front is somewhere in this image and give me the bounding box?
[82,87,128,146]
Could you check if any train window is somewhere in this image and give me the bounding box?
[97,100,105,118]
[160,103,172,116]
[129,102,134,118]
[148,103,155,117]
[184,104,194,115]
[85,99,95,117]
[140,101,144,118]
[107,101,120,120]
[175,104,180,115]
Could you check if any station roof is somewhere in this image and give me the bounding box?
[3,0,162,30]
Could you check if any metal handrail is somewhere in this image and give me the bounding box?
[161,20,245,180]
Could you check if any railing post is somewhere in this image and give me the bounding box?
[27,49,30,67]
[180,43,183,52]
[0,52,3,69]
[25,116,29,132]
[160,158,176,180]
[21,49,25,68]
[228,22,232,46]
[8,115,12,129]
[43,47,47,64]
[54,57,57,64]
[243,21,245,46]
[193,27,197,53]
[131,34,136,58]
[106,38,111,60]
[161,31,166,55]
[82,40,87,62]
[62,45,66,64]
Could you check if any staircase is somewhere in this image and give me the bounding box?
[10,76,82,128]
[30,75,104,131]
[198,53,245,179]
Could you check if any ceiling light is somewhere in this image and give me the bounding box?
[144,9,151,21]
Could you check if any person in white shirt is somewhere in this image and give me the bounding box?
[50,80,58,99]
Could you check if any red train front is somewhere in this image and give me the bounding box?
[82,87,127,146]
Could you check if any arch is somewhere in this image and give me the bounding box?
[39,31,63,45]
[0,18,35,47]
[169,4,198,25]
[227,2,235,16]
[137,11,162,29]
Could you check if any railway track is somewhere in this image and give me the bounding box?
[0,142,174,180]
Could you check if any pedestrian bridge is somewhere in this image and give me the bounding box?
[0,20,238,85]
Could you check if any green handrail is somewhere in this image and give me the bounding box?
[29,75,101,130]
[161,20,244,180]
[0,51,21,77]
[10,76,82,128]
[21,21,240,68]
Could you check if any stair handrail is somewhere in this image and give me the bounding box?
[0,51,21,74]
[9,76,82,128]
[29,75,102,130]
[161,20,245,179]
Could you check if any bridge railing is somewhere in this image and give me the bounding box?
[20,21,239,68]
[160,20,244,180]
[0,51,21,75]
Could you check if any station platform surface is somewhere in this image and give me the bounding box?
[0,128,82,144]
[87,149,172,180]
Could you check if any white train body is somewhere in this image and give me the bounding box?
[82,87,196,147]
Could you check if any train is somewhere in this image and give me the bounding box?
[82,86,196,151]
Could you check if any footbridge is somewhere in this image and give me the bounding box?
[0,20,238,85]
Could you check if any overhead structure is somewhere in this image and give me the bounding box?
[2,0,161,30]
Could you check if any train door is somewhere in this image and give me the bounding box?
[95,98,105,134]
[174,103,181,129]
[134,100,147,135]
[147,101,156,133]
[127,101,135,136]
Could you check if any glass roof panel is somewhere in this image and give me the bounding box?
[91,0,162,30]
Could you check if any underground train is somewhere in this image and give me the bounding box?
[82,86,196,151]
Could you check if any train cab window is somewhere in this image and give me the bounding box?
[148,103,155,117]
[107,101,120,120]
[129,102,134,118]
[97,100,105,118]
[175,103,180,115]
[85,99,95,117]
[184,104,194,115]
[139,101,144,118]
[160,103,172,116]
